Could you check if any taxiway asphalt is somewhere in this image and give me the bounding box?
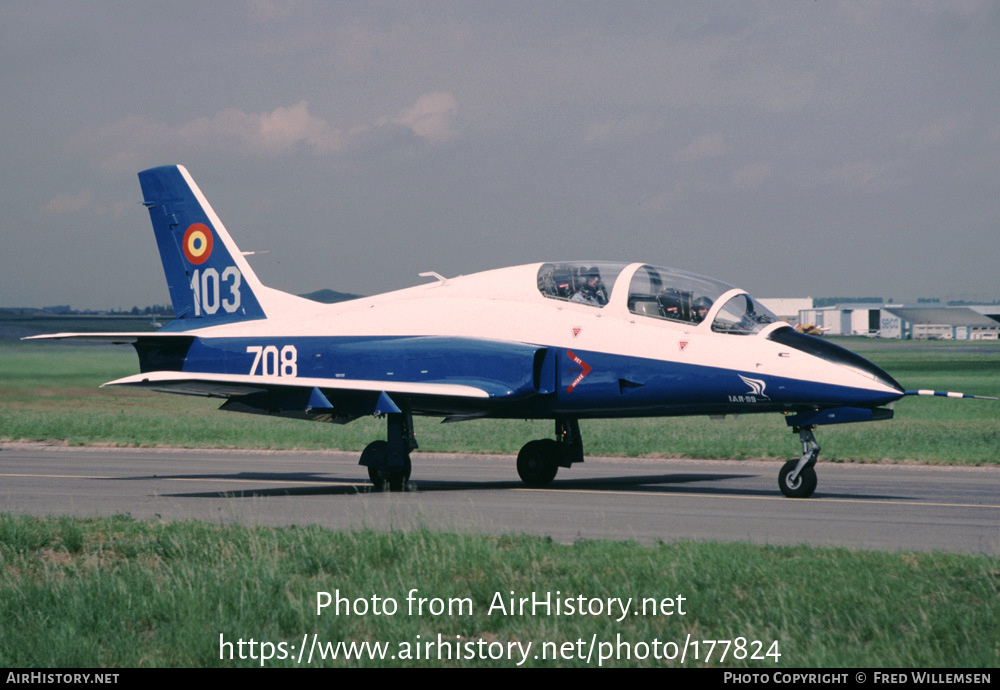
[1,444,996,554]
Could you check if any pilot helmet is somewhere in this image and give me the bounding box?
[692,296,713,321]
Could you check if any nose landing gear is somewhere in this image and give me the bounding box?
[779,426,819,498]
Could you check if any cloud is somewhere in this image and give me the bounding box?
[82,95,457,171]
[674,132,727,162]
[39,190,98,215]
[174,101,345,157]
[391,92,458,144]
[38,190,130,221]
[732,161,772,189]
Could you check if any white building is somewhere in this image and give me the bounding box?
[880,307,1000,340]
[758,298,813,327]
[797,304,883,336]
[967,304,1000,323]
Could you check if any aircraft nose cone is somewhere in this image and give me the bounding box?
[768,327,904,397]
[852,354,905,394]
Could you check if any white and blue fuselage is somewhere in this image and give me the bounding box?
[124,260,904,423]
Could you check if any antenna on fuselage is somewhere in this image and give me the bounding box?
[419,271,450,286]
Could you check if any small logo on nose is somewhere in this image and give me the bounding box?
[738,374,770,400]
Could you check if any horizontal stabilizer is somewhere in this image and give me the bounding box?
[23,332,192,345]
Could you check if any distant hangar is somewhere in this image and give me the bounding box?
[878,307,1000,340]
[760,299,1000,340]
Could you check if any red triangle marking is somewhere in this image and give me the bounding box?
[566,350,593,393]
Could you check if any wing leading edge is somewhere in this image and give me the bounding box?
[103,370,491,399]
[104,370,528,425]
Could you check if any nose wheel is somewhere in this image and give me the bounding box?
[778,426,820,498]
[778,460,817,498]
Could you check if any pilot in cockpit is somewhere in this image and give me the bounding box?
[692,296,713,323]
[571,266,608,306]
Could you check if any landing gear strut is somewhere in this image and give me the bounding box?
[360,409,416,491]
[778,426,819,498]
[516,418,584,487]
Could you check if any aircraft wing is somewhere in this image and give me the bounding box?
[104,369,524,425]
[28,331,555,422]
[103,371,491,399]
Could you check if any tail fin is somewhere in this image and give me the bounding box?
[139,165,304,328]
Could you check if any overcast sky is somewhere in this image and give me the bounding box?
[2,1,998,310]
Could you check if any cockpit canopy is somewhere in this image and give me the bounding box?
[537,262,781,335]
[537,262,625,308]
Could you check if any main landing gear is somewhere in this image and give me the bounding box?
[359,410,416,491]
[359,412,586,491]
[778,426,820,498]
[516,418,584,487]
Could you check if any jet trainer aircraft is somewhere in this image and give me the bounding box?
[31,165,995,497]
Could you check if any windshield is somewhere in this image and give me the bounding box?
[710,293,781,335]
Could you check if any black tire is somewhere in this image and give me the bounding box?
[362,440,411,491]
[516,439,560,487]
[778,459,817,498]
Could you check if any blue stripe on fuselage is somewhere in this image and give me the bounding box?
[550,347,902,417]
[179,335,544,398]
[160,336,902,418]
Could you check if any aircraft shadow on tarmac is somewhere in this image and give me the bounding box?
[98,470,862,500]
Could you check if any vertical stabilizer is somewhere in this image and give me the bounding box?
[139,165,285,328]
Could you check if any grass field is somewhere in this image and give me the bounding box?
[2,338,998,464]
[0,514,994,668]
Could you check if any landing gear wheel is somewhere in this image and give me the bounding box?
[517,439,560,487]
[362,440,411,491]
[778,459,817,498]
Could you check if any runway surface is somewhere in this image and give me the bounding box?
[2,444,997,554]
